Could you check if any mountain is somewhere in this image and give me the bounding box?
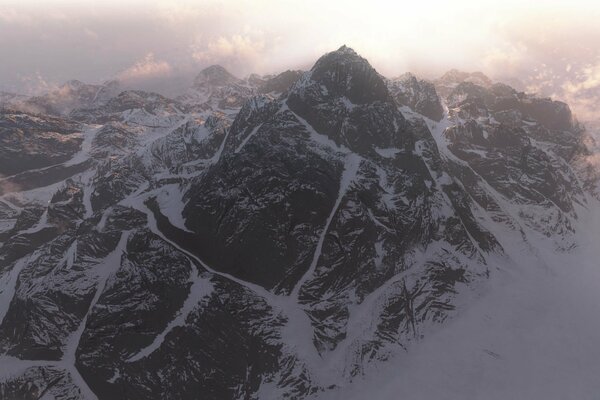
[387,73,444,121]
[0,92,29,109]
[434,69,493,99]
[178,65,303,116]
[258,70,304,95]
[0,46,598,399]
[13,80,122,117]
[193,65,239,87]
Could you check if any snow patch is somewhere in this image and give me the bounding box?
[155,184,192,232]
[235,123,263,154]
[374,147,401,158]
[64,125,102,167]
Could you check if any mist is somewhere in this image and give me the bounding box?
[2,0,600,122]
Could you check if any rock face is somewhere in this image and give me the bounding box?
[387,73,444,121]
[179,65,303,116]
[0,111,86,198]
[258,70,303,95]
[0,111,82,176]
[434,69,493,99]
[0,47,598,400]
[439,80,591,250]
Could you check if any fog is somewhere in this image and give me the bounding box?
[2,0,600,121]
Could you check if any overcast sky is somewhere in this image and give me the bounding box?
[2,0,600,120]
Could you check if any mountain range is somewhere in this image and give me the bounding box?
[0,45,598,399]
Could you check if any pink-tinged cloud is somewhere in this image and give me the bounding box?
[117,53,172,84]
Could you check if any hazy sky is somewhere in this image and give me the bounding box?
[2,0,600,120]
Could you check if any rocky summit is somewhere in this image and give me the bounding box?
[0,46,598,399]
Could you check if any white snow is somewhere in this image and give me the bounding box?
[300,103,600,399]
[374,147,401,158]
[64,125,102,167]
[80,169,95,219]
[314,203,600,400]
[62,240,77,270]
[235,123,263,154]
[324,259,428,376]
[155,184,192,233]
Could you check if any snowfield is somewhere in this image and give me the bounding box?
[315,202,600,400]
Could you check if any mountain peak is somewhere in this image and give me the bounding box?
[438,69,492,87]
[62,79,86,90]
[316,45,363,67]
[336,44,357,54]
[193,65,239,88]
[303,46,391,104]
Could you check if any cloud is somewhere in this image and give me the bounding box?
[472,9,600,123]
[18,72,60,96]
[83,28,99,40]
[191,34,267,73]
[2,0,600,125]
[0,7,32,25]
[117,53,172,84]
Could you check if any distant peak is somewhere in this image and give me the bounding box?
[194,65,240,88]
[438,69,492,87]
[202,65,230,74]
[62,79,86,89]
[103,79,121,88]
[395,72,418,82]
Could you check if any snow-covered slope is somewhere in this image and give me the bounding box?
[315,200,600,400]
[0,46,599,400]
